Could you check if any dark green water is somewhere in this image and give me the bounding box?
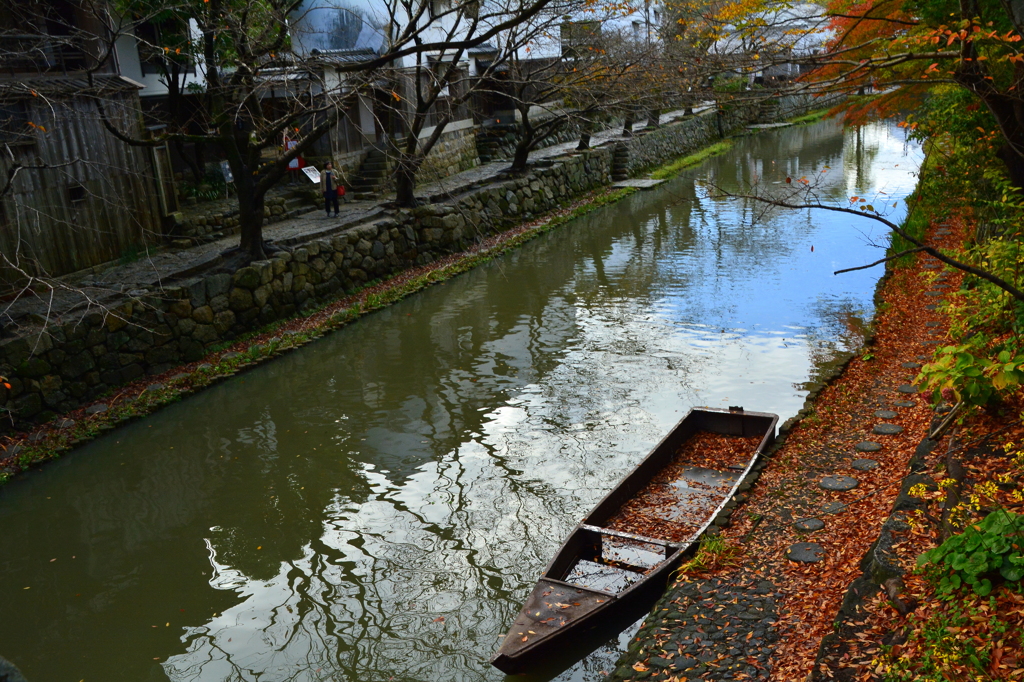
[0,119,920,682]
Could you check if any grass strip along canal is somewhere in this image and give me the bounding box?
[0,117,924,682]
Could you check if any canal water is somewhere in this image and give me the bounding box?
[0,118,920,682]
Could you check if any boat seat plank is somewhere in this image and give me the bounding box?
[578,523,682,548]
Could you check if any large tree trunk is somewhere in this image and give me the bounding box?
[510,135,533,173]
[955,74,1024,188]
[395,162,419,207]
[577,119,592,150]
[511,111,535,173]
[237,178,267,261]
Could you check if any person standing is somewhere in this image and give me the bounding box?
[321,162,340,218]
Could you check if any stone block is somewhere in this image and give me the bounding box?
[206,273,232,299]
[187,279,207,307]
[253,285,271,308]
[169,299,192,319]
[293,248,309,263]
[39,374,62,394]
[233,266,261,290]
[119,352,143,366]
[209,294,229,313]
[106,331,128,350]
[15,392,42,418]
[193,324,218,344]
[253,260,274,285]
[98,353,119,371]
[228,287,254,312]
[122,364,144,382]
[18,357,51,378]
[178,318,197,336]
[180,338,204,362]
[145,345,179,365]
[213,310,236,334]
[100,368,123,385]
[192,305,215,324]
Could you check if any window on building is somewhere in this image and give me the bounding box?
[67,184,87,206]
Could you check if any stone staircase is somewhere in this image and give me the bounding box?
[280,188,319,217]
[611,144,630,181]
[476,124,519,163]
[347,146,391,200]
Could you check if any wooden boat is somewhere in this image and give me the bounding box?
[491,406,778,675]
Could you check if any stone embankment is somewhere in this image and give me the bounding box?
[0,93,831,430]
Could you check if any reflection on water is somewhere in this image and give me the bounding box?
[0,119,920,682]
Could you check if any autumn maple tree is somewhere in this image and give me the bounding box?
[809,0,1024,186]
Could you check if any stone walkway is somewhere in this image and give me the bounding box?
[625,573,780,680]
[1,105,710,330]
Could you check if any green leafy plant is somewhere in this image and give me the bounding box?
[919,346,1024,406]
[917,511,1024,597]
[674,533,742,577]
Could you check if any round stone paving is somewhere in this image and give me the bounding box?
[821,475,858,491]
[822,502,847,514]
[925,291,944,297]
[85,403,108,415]
[852,458,879,471]
[898,384,919,394]
[894,400,916,408]
[923,263,939,269]
[855,441,882,452]
[874,423,904,435]
[901,362,922,369]
[794,518,825,532]
[925,321,940,327]
[787,542,826,563]
[874,410,898,419]
[924,304,938,310]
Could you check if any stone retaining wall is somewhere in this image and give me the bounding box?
[418,125,481,184]
[0,94,831,428]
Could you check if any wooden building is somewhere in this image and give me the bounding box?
[0,1,163,288]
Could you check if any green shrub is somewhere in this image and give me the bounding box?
[917,511,1024,597]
